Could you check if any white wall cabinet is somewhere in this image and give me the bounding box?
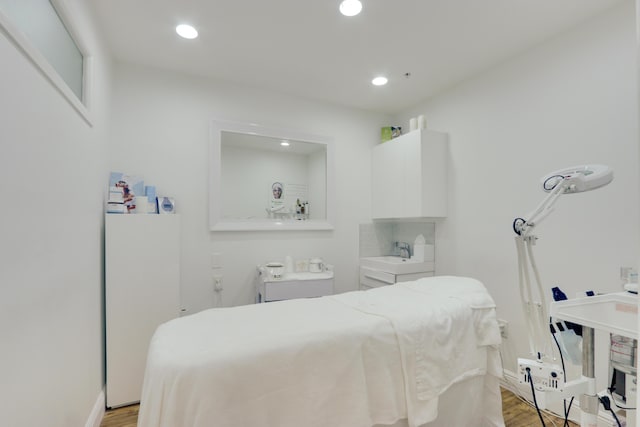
[372,129,448,219]
[105,214,181,408]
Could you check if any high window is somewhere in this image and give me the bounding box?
[0,0,90,122]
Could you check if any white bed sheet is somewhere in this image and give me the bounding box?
[138,276,504,427]
[378,372,504,427]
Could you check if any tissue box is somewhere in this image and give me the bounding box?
[413,244,426,262]
[381,126,402,143]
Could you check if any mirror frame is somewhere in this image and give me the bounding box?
[209,119,335,231]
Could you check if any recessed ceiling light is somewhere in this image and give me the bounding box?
[280,140,290,147]
[339,0,362,17]
[176,24,198,39]
[372,76,388,86]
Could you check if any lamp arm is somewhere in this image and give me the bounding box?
[514,180,568,236]
[512,164,613,363]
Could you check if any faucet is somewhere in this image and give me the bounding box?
[395,241,411,259]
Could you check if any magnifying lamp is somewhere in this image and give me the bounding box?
[514,164,613,238]
[512,164,613,359]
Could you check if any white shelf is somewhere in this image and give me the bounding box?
[550,292,638,339]
[105,214,181,408]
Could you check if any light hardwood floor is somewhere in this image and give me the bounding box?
[500,387,579,427]
[100,387,579,427]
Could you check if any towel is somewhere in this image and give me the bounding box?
[330,276,501,426]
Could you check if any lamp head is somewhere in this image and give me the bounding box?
[541,164,613,194]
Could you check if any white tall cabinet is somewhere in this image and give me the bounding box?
[372,129,448,219]
[105,214,181,408]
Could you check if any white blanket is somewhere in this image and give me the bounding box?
[138,276,503,427]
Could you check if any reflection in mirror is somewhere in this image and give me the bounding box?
[210,120,334,231]
[222,132,326,220]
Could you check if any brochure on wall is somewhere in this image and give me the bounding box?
[265,182,309,219]
[267,182,308,212]
[269,181,286,213]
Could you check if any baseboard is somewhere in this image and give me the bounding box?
[501,369,618,427]
[85,389,105,427]
[500,369,520,394]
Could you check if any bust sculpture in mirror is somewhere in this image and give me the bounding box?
[210,119,335,231]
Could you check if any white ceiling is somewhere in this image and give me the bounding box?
[89,0,624,114]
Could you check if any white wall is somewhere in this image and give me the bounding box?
[396,0,638,379]
[0,1,112,426]
[307,149,327,220]
[109,64,390,312]
[636,0,640,417]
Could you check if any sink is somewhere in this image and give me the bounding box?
[360,256,435,275]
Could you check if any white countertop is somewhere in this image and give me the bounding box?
[550,291,638,338]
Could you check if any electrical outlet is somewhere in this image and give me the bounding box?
[497,318,508,339]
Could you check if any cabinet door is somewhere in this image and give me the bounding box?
[402,134,422,217]
[419,131,448,217]
[372,130,447,219]
[264,279,333,301]
[372,139,404,218]
[105,214,180,408]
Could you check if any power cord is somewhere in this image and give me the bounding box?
[496,319,574,427]
[550,321,574,427]
[599,395,622,427]
[607,390,636,411]
[548,319,630,427]
[526,368,547,427]
[543,175,565,191]
[608,375,636,410]
[500,320,570,427]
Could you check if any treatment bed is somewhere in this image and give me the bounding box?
[138,276,505,427]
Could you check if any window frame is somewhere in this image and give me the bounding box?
[0,0,93,125]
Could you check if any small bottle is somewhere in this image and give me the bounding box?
[284,256,294,273]
[418,115,426,129]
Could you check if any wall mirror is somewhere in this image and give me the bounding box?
[210,119,335,231]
